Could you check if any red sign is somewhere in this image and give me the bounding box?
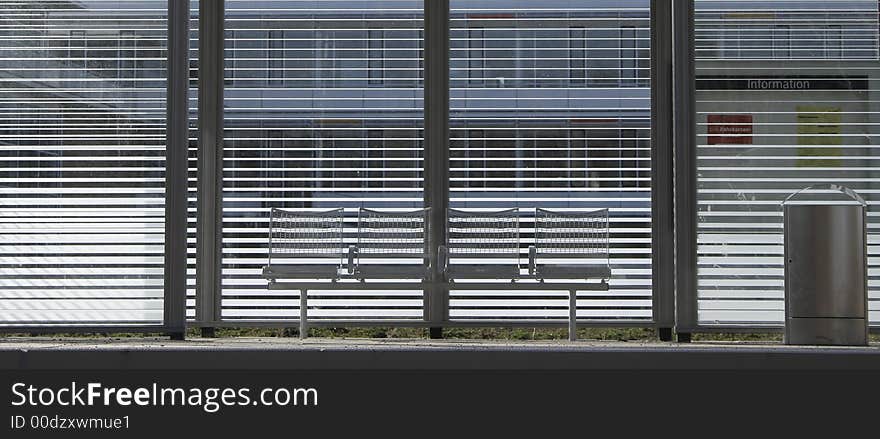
[707,114,753,145]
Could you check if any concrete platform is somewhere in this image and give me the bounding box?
[1,337,879,370]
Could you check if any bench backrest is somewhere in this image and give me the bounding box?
[446,208,520,278]
[266,206,611,281]
[268,207,345,268]
[535,208,610,264]
[356,208,430,278]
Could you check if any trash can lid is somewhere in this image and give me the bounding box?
[782,184,867,207]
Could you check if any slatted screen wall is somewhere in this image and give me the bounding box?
[695,0,880,326]
[222,0,425,321]
[0,0,168,326]
[447,0,653,321]
[10,1,876,329]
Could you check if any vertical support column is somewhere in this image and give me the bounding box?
[651,0,675,342]
[300,290,308,339]
[197,0,224,336]
[673,0,697,342]
[165,0,190,340]
[569,289,577,342]
[424,0,450,338]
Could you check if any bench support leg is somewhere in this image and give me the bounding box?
[201,327,216,338]
[569,289,577,342]
[300,289,308,340]
[429,327,443,339]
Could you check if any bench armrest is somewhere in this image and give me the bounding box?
[528,245,537,277]
[347,245,358,275]
[438,245,448,279]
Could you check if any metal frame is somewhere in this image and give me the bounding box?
[19,1,868,340]
[424,0,451,337]
[2,1,684,338]
[163,0,191,340]
[180,0,680,338]
[672,0,698,341]
[651,0,676,341]
[18,1,867,339]
[197,0,225,336]
[191,0,675,337]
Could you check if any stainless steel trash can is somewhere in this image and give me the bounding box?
[783,184,868,346]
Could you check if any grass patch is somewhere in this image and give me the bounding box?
[194,326,659,341]
[692,332,782,342]
[1,327,877,343]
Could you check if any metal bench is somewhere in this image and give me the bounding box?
[262,207,430,339]
[262,207,346,281]
[262,206,612,341]
[441,208,520,281]
[529,208,611,283]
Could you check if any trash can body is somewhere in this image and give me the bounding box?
[784,203,868,346]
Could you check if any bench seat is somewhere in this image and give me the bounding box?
[262,264,342,280]
[535,264,611,280]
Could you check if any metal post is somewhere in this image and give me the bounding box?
[651,0,675,342]
[672,0,697,342]
[164,0,190,341]
[569,289,577,342]
[424,0,450,338]
[197,0,224,336]
[300,290,308,339]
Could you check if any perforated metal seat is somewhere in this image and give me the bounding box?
[262,264,341,279]
[442,208,520,280]
[262,208,346,280]
[530,208,611,281]
[535,264,611,280]
[354,208,430,280]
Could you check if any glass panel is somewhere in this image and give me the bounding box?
[695,0,880,326]
[0,0,168,325]
[223,0,424,321]
[448,0,652,321]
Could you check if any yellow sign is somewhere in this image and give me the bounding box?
[796,105,842,167]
